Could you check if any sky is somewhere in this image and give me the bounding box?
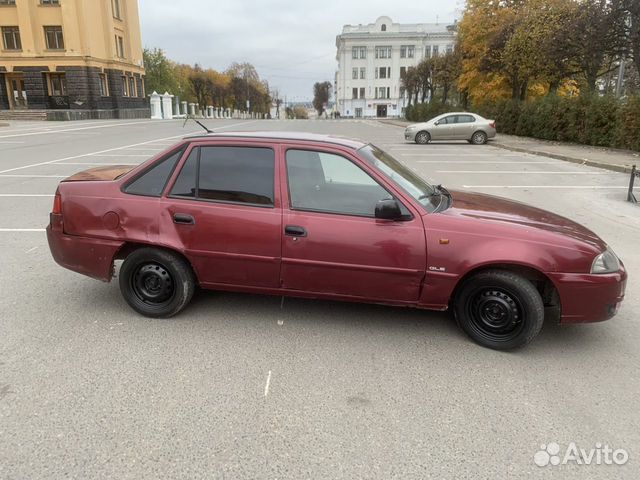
[138,0,461,101]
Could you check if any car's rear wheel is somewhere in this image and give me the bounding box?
[119,248,195,318]
[453,270,544,350]
[471,131,488,145]
[415,131,430,144]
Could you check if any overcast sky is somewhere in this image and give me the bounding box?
[138,0,461,100]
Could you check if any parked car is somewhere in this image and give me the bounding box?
[405,112,497,145]
[47,132,626,350]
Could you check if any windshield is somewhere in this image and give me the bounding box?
[358,144,441,213]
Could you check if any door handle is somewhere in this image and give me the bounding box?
[173,213,195,225]
[284,225,307,237]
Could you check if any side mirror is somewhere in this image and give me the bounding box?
[375,199,403,220]
[434,121,440,126]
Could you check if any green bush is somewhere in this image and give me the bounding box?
[464,95,640,151]
[405,102,458,122]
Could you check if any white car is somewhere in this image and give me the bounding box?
[404,112,497,145]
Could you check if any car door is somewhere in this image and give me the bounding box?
[160,143,282,288]
[279,145,426,303]
[430,115,456,140]
[452,114,476,139]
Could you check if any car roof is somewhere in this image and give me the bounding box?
[184,131,368,150]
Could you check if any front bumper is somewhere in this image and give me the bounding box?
[548,267,627,324]
[404,129,417,141]
[47,213,123,282]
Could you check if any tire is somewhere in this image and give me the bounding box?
[471,131,488,145]
[453,270,544,350]
[415,131,430,144]
[119,247,196,318]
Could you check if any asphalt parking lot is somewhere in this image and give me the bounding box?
[0,118,638,479]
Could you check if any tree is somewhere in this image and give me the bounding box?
[401,66,420,106]
[312,81,332,117]
[143,48,179,94]
[432,50,461,104]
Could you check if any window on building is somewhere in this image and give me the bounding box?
[446,44,453,54]
[375,67,391,79]
[399,87,406,98]
[0,0,17,4]
[375,46,392,59]
[375,87,390,100]
[44,26,64,50]
[359,47,366,59]
[99,73,109,96]
[47,73,67,96]
[359,67,365,79]
[381,24,387,32]
[115,35,125,58]
[128,76,136,97]
[352,87,358,99]
[171,147,275,206]
[400,45,415,59]
[352,46,366,59]
[121,76,129,96]
[2,26,21,50]
[352,68,358,80]
[351,47,358,59]
[140,77,145,97]
[112,0,122,19]
[41,0,60,4]
[425,46,431,58]
[433,45,439,57]
[359,87,365,99]
[400,66,406,78]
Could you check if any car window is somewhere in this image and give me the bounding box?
[457,115,475,123]
[440,116,456,124]
[170,146,275,206]
[124,148,184,197]
[286,149,392,217]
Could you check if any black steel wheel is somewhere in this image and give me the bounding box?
[471,131,488,145]
[415,131,431,145]
[119,248,195,318]
[454,270,544,350]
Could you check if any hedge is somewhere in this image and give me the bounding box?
[405,95,640,152]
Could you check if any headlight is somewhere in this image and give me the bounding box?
[591,247,620,274]
[406,125,417,131]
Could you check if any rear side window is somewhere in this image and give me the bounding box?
[124,148,183,197]
[170,146,275,206]
[457,115,475,123]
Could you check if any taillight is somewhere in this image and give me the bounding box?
[489,120,496,129]
[52,190,62,214]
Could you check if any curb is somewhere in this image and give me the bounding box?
[0,122,9,128]
[490,142,636,175]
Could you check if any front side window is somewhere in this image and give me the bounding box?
[286,149,391,217]
[2,26,21,50]
[44,26,64,50]
[124,148,184,197]
[171,146,275,207]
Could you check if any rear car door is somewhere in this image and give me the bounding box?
[160,143,282,288]
[452,114,476,139]
[279,145,426,303]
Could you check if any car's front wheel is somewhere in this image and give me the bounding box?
[415,131,430,144]
[471,131,488,145]
[453,270,544,350]
[119,247,196,318]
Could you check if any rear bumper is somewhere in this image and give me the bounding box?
[46,214,123,282]
[548,268,627,324]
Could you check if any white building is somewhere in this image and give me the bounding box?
[335,16,457,118]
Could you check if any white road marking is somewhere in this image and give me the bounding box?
[264,370,272,397]
[90,154,152,157]
[0,174,67,178]
[437,170,610,175]
[417,160,558,164]
[0,194,54,197]
[0,141,26,144]
[402,153,507,157]
[58,162,138,166]
[0,120,161,139]
[25,246,38,253]
[0,228,46,232]
[462,185,628,189]
[0,120,258,174]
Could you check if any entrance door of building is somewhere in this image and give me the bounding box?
[376,104,387,117]
[6,74,28,109]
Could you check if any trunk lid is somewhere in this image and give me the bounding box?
[63,165,134,182]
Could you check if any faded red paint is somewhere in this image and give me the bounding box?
[46,134,627,324]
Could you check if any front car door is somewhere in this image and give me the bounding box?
[430,114,456,140]
[279,145,426,303]
[160,142,282,288]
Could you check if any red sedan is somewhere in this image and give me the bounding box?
[47,132,627,350]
